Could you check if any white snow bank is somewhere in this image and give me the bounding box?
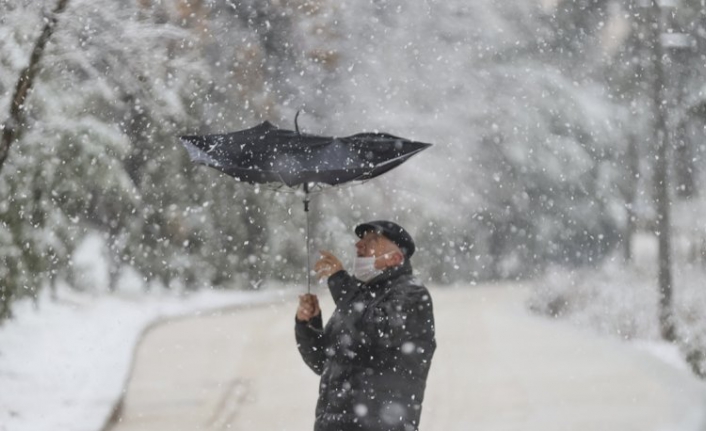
[0,283,295,431]
[527,255,706,375]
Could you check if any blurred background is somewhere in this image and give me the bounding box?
[1,0,706,373]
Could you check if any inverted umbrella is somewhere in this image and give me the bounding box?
[180,115,431,290]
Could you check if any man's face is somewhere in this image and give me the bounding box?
[355,231,404,269]
[355,231,384,257]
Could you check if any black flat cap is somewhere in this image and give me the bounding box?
[355,220,416,258]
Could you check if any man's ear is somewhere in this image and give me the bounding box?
[390,251,404,266]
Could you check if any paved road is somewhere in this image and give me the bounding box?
[109,285,706,431]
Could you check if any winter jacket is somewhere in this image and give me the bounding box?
[295,260,436,431]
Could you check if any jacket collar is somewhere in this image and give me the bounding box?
[362,259,413,291]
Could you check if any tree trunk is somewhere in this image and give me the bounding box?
[240,191,268,287]
[674,122,696,198]
[623,135,639,262]
[0,0,71,172]
[648,0,677,342]
[0,285,12,322]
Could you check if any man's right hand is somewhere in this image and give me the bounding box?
[314,250,343,280]
[297,293,321,322]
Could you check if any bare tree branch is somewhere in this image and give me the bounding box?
[0,0,71,172]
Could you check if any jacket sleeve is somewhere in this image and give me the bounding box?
[294,314,326,375]
[362,284,436,367]
[327,270,359,306]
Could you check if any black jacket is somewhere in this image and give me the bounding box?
[295,261,436,431]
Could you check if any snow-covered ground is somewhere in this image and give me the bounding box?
[528,233,706,377]
[108,284,706,431]
[2,279,706,431]
[0,283,294,431]
[3,228,706,431]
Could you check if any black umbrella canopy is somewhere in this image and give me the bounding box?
[180,119,432,293]
[180,121,431,189]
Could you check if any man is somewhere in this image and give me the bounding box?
[295,220,436,431]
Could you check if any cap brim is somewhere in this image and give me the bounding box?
[355,222,384,238]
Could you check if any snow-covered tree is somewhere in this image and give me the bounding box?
[0,0,658,322]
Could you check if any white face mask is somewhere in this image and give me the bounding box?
[352,252,397,282]
[353,256,382,282]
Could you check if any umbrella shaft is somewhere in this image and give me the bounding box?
[304,184,311,293]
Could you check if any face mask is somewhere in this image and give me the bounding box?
[352,252,397,282]
[353,256,382,282]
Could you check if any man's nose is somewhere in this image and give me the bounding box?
[355,241,366,254]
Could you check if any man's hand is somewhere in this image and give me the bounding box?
[314,250,343,280]
[297,293,321,322]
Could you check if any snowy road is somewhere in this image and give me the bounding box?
[108,284,706,431]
